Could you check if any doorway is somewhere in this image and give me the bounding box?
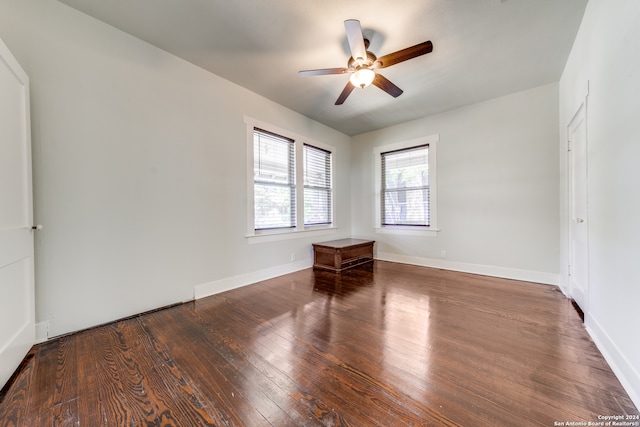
[567,100,589,314]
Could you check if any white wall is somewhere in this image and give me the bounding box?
[0,0,351,338]
[351,84,560,284]
[559,0,640,408]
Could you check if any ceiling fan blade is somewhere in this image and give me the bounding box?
[372,74,403,98]
[375,41,433,69]
[335,82,355,105]
[344,19,367,61]
[299,68,349,77]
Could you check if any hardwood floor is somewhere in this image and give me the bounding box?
[1,261,637,426]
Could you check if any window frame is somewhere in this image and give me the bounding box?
[245,116,337,243]
[374,135,440,237]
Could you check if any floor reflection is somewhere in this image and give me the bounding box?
[248,262,436,413]
[381,290,432,379]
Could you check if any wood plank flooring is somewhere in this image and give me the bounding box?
[1,261,637,426]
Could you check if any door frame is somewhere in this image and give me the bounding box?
[567,94,589,314]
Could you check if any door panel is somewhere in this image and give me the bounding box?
[568,102,589,312]
[0,55,28,228]
[0,36,35,389]
[0,259,31,353]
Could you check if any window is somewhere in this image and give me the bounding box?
[374,135,439,236]
[381,145,429,226]
[245,117,336,242]
[304,144,332,226]
[253,128,296,230]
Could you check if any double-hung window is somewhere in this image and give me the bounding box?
[374,135,439,236]
[253,128,296,230]
[381,145,430,226]
[246,117,335,240]
[303,144,332,226]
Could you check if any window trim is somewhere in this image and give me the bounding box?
[373,135,440,237]
[245,116,337,243]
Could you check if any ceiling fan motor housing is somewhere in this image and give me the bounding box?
[348,50,377,70]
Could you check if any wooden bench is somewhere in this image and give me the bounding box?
[312,239,374,273]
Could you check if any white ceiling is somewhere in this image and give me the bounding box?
[56,0,588,136]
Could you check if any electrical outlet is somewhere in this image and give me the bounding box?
[290,253,296,261]
[440,250,447,259]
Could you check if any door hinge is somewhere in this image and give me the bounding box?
[568,264,571,276]
[567,139,571,152]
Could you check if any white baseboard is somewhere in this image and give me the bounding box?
[376,252,560,286]
[195,253,560,301]
[586,314,640,410]
[194,258,313,300]
[35,321,49,344]
[556,273,570,297]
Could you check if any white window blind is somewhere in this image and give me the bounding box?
[303,144,332,225]
[253,128,296,230]
[381,145,429,226]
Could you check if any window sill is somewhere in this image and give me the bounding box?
[374,226,440,237]
[246,226,338,244]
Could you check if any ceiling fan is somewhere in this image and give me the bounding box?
[299,19,433,105]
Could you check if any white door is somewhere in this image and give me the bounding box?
[568,102,589,312]
[0,36,35,389]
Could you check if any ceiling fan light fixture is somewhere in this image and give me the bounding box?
[350,68,375,89]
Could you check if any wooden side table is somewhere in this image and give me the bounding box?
[312,239,374,273]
